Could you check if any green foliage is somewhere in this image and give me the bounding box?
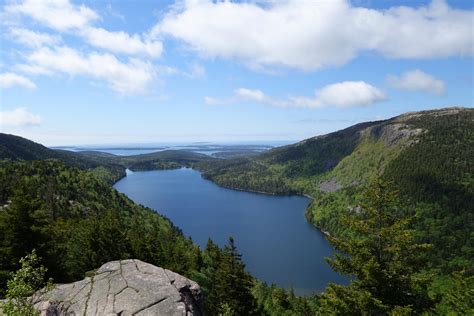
[194,238,259,316]
[197,158,298,195]
[326,129,407,186]
[383,111,474,274]
[251,281,318,315]
[1,250,51,316]
[430,271,474,315]
[267,121,379,178]
[199,108,473,314]
[79,149,214,172]
[1,109,472,314]
[0,160,199,291]
[0,133,126,184]
[0,160,271,314]
[307,186,360,238]
[319,180,434,314]
[196,121,384,195]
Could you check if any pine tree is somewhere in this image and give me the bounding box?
[319,179,434,314]
[215,237,258,315]
[196,238,259,315]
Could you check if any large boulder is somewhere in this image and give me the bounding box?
[31,259,202,315]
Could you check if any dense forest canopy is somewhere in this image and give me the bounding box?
[0,160,269,315]
[197,108,474,273]
[0,107,472,314]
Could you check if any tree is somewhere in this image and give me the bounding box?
[196,238,259,316]
[1,250,52,316]
[215,237,258,315]
[318,179,434,314]
[431,271,474,315]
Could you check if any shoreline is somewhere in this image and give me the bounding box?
[113,166,332,240]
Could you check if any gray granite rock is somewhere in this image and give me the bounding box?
[318,178,343,193]
[31,259,202,316]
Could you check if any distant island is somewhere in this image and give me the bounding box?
[0,107,472,315]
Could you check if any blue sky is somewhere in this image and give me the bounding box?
[0,0,472,146]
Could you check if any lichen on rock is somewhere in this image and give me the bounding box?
[31,259,202,316]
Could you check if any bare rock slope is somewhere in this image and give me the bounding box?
[32,259,202,316]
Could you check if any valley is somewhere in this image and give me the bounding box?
[0,107,472,314]
[114,167,348,294]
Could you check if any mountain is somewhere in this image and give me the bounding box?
[0,133,214,183]
[0,159,265,315]
[0,133,59,161]
[0,107,471,314]
[79,149,214,171]
[0,133,125,183]
[0,159,199,287]
[197,107,474,275]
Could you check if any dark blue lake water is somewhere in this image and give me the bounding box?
[114,168,347,294]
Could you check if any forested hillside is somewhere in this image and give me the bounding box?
[197,107,474,309]
[0,107,472,314]
[0,133,125,183]
[1,159,469,314]
[0,133,216,183]
[79,149,214,171]
[0,160,322,315]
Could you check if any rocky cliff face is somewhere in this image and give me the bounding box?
[32,259,202,316]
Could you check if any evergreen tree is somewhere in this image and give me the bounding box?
[215,237,258,315]
[196,238,259,315]
[319,180,434,314]
[431,271,474,315]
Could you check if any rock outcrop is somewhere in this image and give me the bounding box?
[318,178,343,193]
[32,259,202,316]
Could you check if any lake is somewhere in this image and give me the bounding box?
[114,168,347,294]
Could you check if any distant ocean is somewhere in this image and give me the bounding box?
[51,141,293,156]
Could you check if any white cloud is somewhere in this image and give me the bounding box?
[204,96,227,105]
[154,0,473,70]
[236,88,267,102]
[8,27,60,48]
[387,69,446,95]
[5,0,99,31]
[0,107,41,127]
[80,27,163,58]
[4,1,164,59]
[314,81,387,108]
[206,81,386,109]
[26,46,155,94]
[2,1,165,94]
[0,72,36,89]
[14,64,54,75]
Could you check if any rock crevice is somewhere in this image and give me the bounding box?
[32,259,202,316]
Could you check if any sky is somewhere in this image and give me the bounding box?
[0,0,473,146]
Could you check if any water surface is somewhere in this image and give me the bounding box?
[114,168,347,294]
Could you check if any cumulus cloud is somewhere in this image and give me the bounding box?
[5,0,163,58]
[80,27,163,58]
[314,81,387,108]
[0,72,36,89]
[8,28,60,48]
[0,107,41,127]
[154,0,473,70]
[4,0,99,31]
[26,46,155,94]
[387,70,446,95]
[206,81,386,109]
[2,0,164,94]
